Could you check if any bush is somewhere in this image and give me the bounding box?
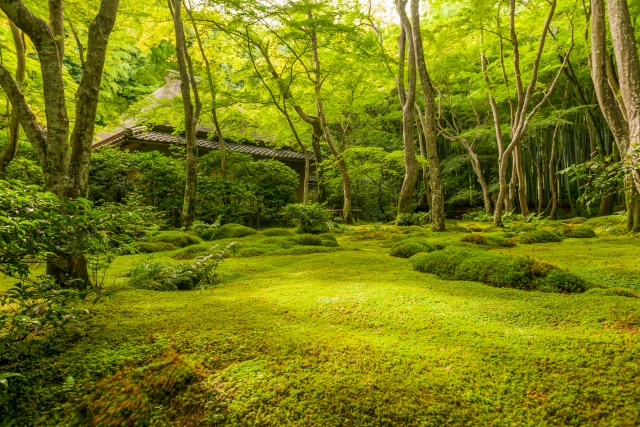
[148,232,202,248]
[260,228,294,237]
[282,203,329,233]
[204,223,257,240]
[390,241,436,258]
[460,234,488,245]
[133,242,178,253]
[411,247,586,293]
[396,212,430,226]
[292,234,324,246]
[562,225,596,238]
[461,209,493,222]
[129,243,234,291]
[518,229,562,244]
[535,269,588,293]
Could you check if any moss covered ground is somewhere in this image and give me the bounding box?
[2,220,640,426]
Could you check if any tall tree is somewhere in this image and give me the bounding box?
[0,20,25,175]
[394,0,419,219]
[482,0,570,226]
[169,0,201,227]
[0,0,120,286]
[409,0,446,230]
[590,0,640,231]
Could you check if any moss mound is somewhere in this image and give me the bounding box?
[133,242,178,253]
[204,223,257,240]
[390,240,437,258]
[460,234,487,245]
[563,225,597,238]
[317,233,339,247]
[518,229,562,244]
[486,235,518,248]
[148,232,202,248]
[296,222,330,234]
[172,243,216,260]
[584,215,627,229]
[292,234,325,246]
[411,247,586,293]
[260,228,294,237]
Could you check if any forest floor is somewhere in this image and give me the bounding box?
[2,219,640,426]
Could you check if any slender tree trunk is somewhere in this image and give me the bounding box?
[416,119,431,211]
[0,21,25,175]
[48,0,64,61]
[185,6,226,177]
[309,13,352,222]
[409,0,445,230]
[515,143,529,215]
[170,0,201,228]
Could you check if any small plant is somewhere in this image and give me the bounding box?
[462,209,493,222]
[327,222,355,233]
[128,243,235,291]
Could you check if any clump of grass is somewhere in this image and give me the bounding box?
[133,242,178,253]
[203,223,257,240]
[562,225,597,238]
[148,232,202,248]
[411,246,586,293]
[260,228,294,237]
[518,229,562,244]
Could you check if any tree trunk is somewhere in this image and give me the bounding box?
[549,124,560,219]
[515,143,529,215]
[170,0,201,228]
[394,3,417,219]
[309,12,352,222]
[408,0,445,230]
[416,120,431,211]
[48,0,64,61]
[0,21,25,175]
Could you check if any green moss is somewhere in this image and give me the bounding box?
[317,233,339,247]
[390,240,436,258]
[148,232,202,248]
[460,234,488,245]
[204,223,257,240]
[485,235,518,248]
[292,234,325,246]
[296,222,330,234]
[412,246,585,292]
[518,229,562,244]
[584,215,627,228]
[171,243,215,260]
[260,228,294,237]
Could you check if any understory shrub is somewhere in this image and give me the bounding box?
[203,223,256,240]
[133,242,177,253]
[562,225,597,238]
[148,232,202,248]
[396,212,430,226]
[411,247,586,293]
[282,203,329,234]
[518,229,562,244]
[128,244,234,290]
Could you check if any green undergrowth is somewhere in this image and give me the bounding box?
[2,220,640,426]
[147,231,203,248]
